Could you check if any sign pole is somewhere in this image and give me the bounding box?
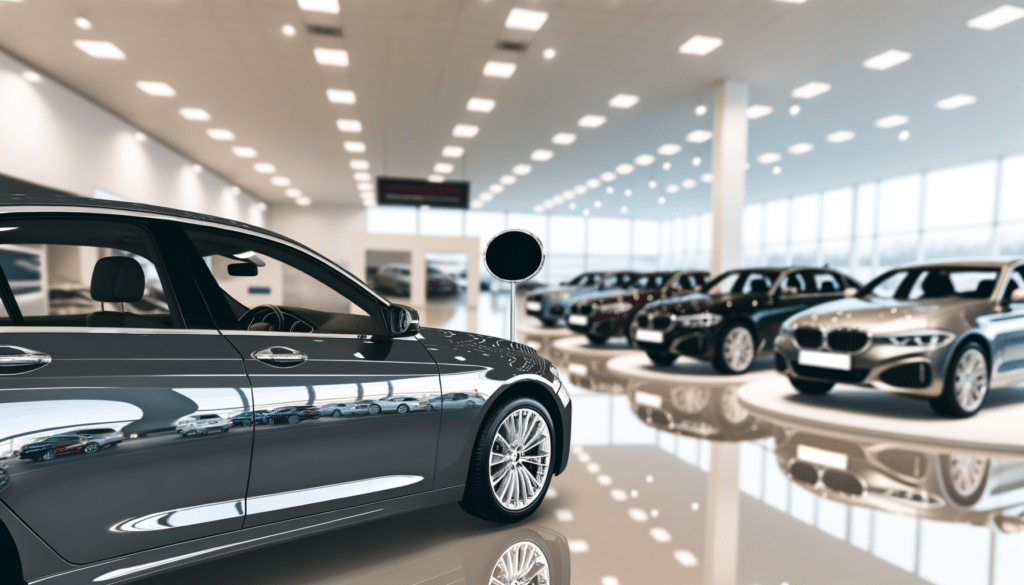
[510,281,517,343]
[483,229,544,346]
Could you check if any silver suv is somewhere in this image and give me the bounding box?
[175,414,233,437]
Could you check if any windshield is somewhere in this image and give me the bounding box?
[861,267,1000,300]
[600,273,632,290]
[703,270,781,295]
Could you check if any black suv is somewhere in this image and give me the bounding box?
[632,267,860,373]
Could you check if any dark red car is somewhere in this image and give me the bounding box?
[19,435,88,462]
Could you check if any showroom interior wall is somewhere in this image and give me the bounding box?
[0,48,265,226]
[267,203,366,268]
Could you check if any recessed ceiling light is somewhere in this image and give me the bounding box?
[863,49,912,70]
[453,124,480,138]
[577,115,607,128]
[286,188,302,198]
[480,192,494,202]
[791,81,831,99]
[489,184,505,194]
[658,197,666,204]
[357,182,373,190]
[296,196,312,207]
[582,209,590,216]
[899,130,910,141]
[623,189,631,197]
[530,149,554,162]
[666,184,680,193]
[789,104,801,116]
[471,200,485,210]
[594,201,602,209]
[634,154,655,166]
[543,48,556,60]
[179,108,210,121]
[74,40,126,60]
[553,195,564,204]
[434,162,454,174]
[512,164,532,175]
[663,162,672,170]
[298,0,339,14]
[336,119,362,133]
[772,166,782,175]
[757,152,782,164]
[500,174,517,185]
[775,0,807,3]
[552,132,577,145]
[136,81,175,97]
[600,171,616,182]
[354,171,372,182]
[254,162,276,173]
[616,163,634,175]
[620,206,628,213]
[692,156,702,166]
[232,146,257,158]
[350,159,369,170]
[134,132,147,143]
[271,176,291,187]
[533,204,544,213]
[344,141,366,153]
[695,104,708,116]
[467,97,496,113]
[967,5,1024,30]
[657,143,682,156]
[424,174,444,183]
[608,94,640,109]
[21,70,41,83]
[936,94,977,109]
[682,179,697,188]
[574,185,586,194]
[544,200,554,209]
[648,180,657,189]
[700,173,713,183]
[746,104,773,119]
[875,114,909,128]
[826,130,855,143]
[686,130,712,143]
[569,202,576,209]
[314,48,349,67]
[678,35,723,56]
[75,17,92,30]
[483,61,517,78]
[442,146,465,158]
[788,142,814,155]
[606,186,614,194]
[207,128,235,141]
[585,178,600,188]
[282,24,297,37]
[563,189,574,198]
[505,8,548,31]
[327,89,356,104]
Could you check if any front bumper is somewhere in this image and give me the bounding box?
[526,297,569,323]
[566,312,625,338]
[634,324,719,361]
[774,335,952,398]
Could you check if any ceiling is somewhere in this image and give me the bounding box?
[0,0,1021,219]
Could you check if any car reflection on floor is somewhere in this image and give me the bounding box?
[628,378,774,442]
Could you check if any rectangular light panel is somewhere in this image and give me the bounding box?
[505,8,549,31]
[314,48,349,67]
[74,40,126,60]
[863,49,912,70]
[936,94,977,109]
[467,97,496,112]
[442,146,465,158]
[298,0,339,13]
[179,108,210,121]
[875,114,909,128]
[685,129,712,143]
[746,104,773,119]
[678,35,723,56]
[608,94,640,109]
[453,124,479,138]
[483,61,517,78]
[552,132,576,145]
[327,89,356,104]
[577,114,607,128]
[791,81,832,99]
[967,5,1024,30]
[136,81,176,97]
[336,119,363,133]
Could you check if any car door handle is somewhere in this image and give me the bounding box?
[253,347,308,367]
[0,346,52,369]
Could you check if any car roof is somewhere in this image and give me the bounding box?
[884,258,1022,270]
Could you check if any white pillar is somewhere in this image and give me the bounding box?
[704,442,740,585]
[711,80,749,274]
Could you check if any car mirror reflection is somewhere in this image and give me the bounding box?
[843,286,859,298]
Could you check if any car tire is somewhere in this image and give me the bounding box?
[397,404,409,414]
[586,334,609,345]
[266,417,276,426]
[789,377,835,395]
[939,454,989,506]
[42,450,55,461]
[199,429,209,436]
[287,415,300,425]
[243,418,252,427]
[332,410,342,418]
[369,404,382,415]
[460,396,555,523]
[931,342,989,418]
[221,427,229,432]
[714,322,756,374]
[83,442,99,454]
[177,429,188,437]
[646,350,676,367]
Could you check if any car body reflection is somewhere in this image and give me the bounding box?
[19,435,88,461]
[368,395,430,414]
[628,380,773,441]
[175,414,234,437]
[262,406,323,425]
[772,423,1024,533]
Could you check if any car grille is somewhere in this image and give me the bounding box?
[792,364,869,384]
[579,304,593,315]
[795,327,823,349]
[828,329,869,352]
[823,470,864,496]
[879,363,932,388]
[652,315,673,329]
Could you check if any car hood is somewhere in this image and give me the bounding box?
[420,327,558,384]
[786,296,991,335]
[639,291,766,315]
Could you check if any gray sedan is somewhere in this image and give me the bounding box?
[368,396,431,414]
[775,260,1024,417]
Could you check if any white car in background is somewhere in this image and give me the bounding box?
[175,414,233,437]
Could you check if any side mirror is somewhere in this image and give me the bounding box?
[1011,289,1024,304]
[388,304,420,337]
[228,263,259,277]
[780,286,799,296]
[843,287,859,298]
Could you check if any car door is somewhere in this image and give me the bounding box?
[176,224,443,527]
[990,265,1024,386]
[0,214,254,566]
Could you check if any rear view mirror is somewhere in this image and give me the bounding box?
[388,304,420,337]
[1011,289,1024,303]
[843,287,859,298]
[228,263,259,277]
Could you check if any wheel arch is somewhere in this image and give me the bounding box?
[943,332,992,378]
[476,379,568,477]
[0,518,24,584]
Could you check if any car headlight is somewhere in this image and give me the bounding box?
[875,331,955,348]
[596,301,633,313]
[675,312,723,328]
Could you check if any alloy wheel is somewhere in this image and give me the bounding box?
[84,443,99,454]
[489,408,552,511]
[947,455,987,498]
[722,327,755,373]
[954,348,988,412]
[489,540,550,585]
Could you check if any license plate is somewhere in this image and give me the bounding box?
[633,390,663,409]
[635,328,664,344]
[568,363,588,376]
[526,301,542,312]
[798,350,851,371]
[568,314,588,326]
[796,444,848,470]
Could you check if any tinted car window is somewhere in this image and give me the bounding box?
[863,270,907,299]
[779,272,808,293]
[629,276,650,289]
[703,270,781,295]
[812,272,842,293]
[907,269,1000,300]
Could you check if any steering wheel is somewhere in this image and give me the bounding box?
[239,304,286,331]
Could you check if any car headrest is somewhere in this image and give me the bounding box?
[976,279,995,298]
[819,281,837,292]
[921,272,954,298]
[749,280,769,293]
[91,257,145,303]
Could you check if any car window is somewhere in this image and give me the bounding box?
[741,271,779,294]
[778,272,808,293]
[181,226,386,335]
[0,217,179,329]
[907,269,1000,300]
[1004,268,1024,304]
[811,272,842,293]
[629,275,650,289]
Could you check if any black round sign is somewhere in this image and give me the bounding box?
[484,229,545,283]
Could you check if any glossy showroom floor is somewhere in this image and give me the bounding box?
[137,292,1024,585]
